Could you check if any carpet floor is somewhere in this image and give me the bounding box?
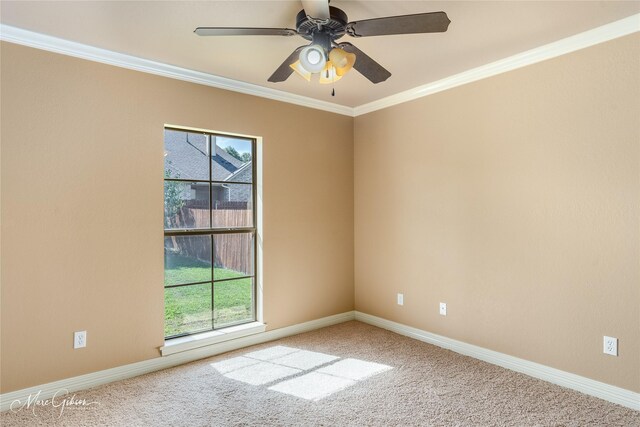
[2,321,638,426]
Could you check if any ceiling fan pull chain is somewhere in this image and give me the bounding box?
[332,68,336,96]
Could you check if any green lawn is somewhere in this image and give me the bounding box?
[164,253,252,337]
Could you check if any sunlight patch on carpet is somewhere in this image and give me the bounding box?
[269,372,355,401]
[211,345,393,401]
[242,345,299,361]
[210,356,260,374]
[317,358,392,381]
[223,361,301,385]
[270,349,339,370]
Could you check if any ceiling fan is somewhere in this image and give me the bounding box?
[195,0,450,85]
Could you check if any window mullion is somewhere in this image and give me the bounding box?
[211,234,215,331]
[208,134,215,331]
[164,228,256,236]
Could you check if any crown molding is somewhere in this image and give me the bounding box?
[0,24,354,117]
[1,13,638,118]
[354,13,640,116]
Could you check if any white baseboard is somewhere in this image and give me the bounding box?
[355,311,639,411]
[0,311,356,412]
[4,310,637,412]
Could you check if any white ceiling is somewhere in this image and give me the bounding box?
[1,1,639,107]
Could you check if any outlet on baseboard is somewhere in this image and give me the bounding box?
[397,293,404,306]
[74,331,87,349]
[439,302,447,316]
[603,336,617,356]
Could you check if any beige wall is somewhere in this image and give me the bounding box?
[2,32,638,396]
[0,42,354,393]
[355,33,640,392]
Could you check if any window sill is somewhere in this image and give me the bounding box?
[160,322,266,356]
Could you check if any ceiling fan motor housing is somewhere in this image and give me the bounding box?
[296,6,348,44]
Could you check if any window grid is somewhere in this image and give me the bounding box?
[164,127,257,340]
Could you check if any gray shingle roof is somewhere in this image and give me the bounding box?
[164,129,249,181]
[226,161,252,183]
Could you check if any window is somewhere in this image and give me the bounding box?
[163,128,257,339]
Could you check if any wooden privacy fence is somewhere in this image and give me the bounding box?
[213,230,254,276]
[165,207,253,274]
[188,207,252,229]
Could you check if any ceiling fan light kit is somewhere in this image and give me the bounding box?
[290,47,353,84]
[299,44,327,73]
[195,0,450,87]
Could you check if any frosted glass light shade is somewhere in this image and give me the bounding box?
[289,60,311,82]
[299,45,327,73]
[329,48,355,76]
[319,61,343,84]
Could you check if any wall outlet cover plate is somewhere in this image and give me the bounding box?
[603,336,617,356]
[74,331,87,349]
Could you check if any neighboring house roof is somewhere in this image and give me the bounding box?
[225,161,252,182]
[164,129,250,181]
[212,146,247,181]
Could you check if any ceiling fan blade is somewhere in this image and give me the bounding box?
[194,27,297,36]
[301,0,330,20]
[338,43,391,84]
[268,46,306,83]
[346,12,451,37]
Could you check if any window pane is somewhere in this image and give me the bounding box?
[214,278,253,328]
[212,136,253,183]
[165,284,212,337]
[214,233,254,280]
[165,235,212,286]
[164,129,256,339]
[164,181,210,229]
[164,130,209,181]
[211,183,253,228]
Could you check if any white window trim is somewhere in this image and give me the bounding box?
[161,321,266,356]
[161,133,264,357]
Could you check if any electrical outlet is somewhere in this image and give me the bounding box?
[74,331,87,349]
[439,302,447,316]
[603,336,617,356]
[397,293,404,306]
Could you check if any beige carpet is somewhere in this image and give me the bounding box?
[2,321,638,426]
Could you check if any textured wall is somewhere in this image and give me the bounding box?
[0,42,354,393]
[354,34,639,392]
[2,32,638,396]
